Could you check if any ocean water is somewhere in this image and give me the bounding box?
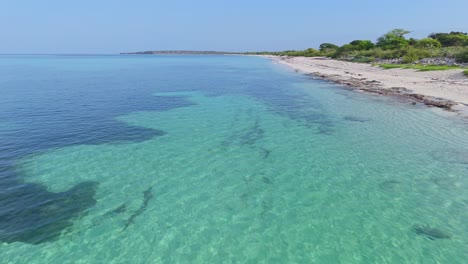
[0,55,467,263]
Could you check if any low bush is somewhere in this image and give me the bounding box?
[350,56,375,63]
[454,48,468,63]
[414,38,442,48]
[401,48,432,63]
[379,64,462,71]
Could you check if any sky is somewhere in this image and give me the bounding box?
[0,0,467,54]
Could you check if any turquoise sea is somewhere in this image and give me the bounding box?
[0,55,467,263]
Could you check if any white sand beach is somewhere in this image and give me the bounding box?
[267,56,468,117]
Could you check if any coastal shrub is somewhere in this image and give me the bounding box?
[402,54,418,63]
[415,38,442,49]
[454,49,468,63]
[376,49,405,59]
[350,55,375,63]
[334,42,375,59]
[436,46,463,58]
[401,48,432,63]
[348,48,401,60]
[303,48,320,57]
[376,29,411,50]
[332,44,356,58]
[319,50,337,58]
[379,64,462,71]
[352,49,375,57]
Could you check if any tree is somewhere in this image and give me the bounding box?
[349,40,375,50]
[428,32,468,47]
[408,38,417,46]
[376,29,411,50]
[319,43,339,52]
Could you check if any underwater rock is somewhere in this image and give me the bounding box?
[239,119,264,145]
[104,204,127,216]
[430,177,459,189]
[430,149,468,164]
[343,116,371,123]
[0,181,99,244]
[260,200,272,216]
[243,176,252,185]
[413,225,451,240]
[221,118,264,147]
[123,187,154,230]
[262,176,273,184]
[318,126,335,135]
[259,147,271,159]
[378,180,401,190]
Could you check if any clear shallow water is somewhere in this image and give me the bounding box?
[1,55,467,263]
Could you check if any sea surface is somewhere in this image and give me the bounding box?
[0,55,467,263]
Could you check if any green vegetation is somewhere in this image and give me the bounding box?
[319,43,339,53]
[378,64,462,71]
[245,29,468,67]
[464,70,468,77]
[454,49,468,63]
[414,38,442,49]
[428,32,468,47]
[376,29,411,50]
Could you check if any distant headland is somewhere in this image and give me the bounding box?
[120,50,239,55]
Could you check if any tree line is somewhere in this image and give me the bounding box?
[245,29,468,63]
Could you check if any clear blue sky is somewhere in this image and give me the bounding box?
[1,0,467,54]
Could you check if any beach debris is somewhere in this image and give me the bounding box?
[407,94,455,110]
[430,149,468,164]
[123,187,154,230]
[412,225,452,240]
[343,115,372,122]
[378,180,401,190]
[0,181,99,244]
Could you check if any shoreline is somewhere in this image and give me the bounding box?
[264,56,468,118]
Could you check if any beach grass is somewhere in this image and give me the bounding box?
[377,64,463,71]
